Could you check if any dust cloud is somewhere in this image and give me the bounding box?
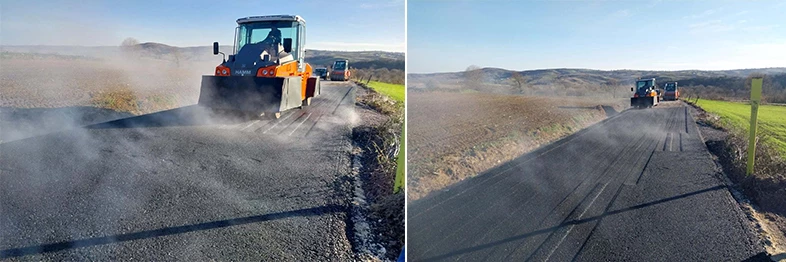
[0,3,243,260]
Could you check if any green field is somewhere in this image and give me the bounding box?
[366,81,405,102]
[695,99,786,157]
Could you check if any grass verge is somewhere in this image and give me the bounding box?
[352,81,404,260]
[365,81,405,103]
[360,81,406,186]
[694,98,786,157]
[686,99,786,254]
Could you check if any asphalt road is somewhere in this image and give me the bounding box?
[408,102,766,261]
[0,81,359,261]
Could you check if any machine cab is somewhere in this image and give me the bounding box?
[633,78,657,97]
[664,82,679,100]
[214,15,307,77]
[330,60,350,81]
[664,82,678,93]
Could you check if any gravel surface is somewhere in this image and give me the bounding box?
[0,82,361,261]
[408,103,765,261]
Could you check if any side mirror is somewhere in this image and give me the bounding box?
[213,42,219,55]
[631,87,634,92]
[283,38,293,53]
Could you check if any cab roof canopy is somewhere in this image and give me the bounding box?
[236,15,305,25]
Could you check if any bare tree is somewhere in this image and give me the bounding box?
[120,37,140,54]
[605,78,619,98]
[510,72,528,94]
[464,65,483,88]
[121,37,139,46]
[171,49,182,67]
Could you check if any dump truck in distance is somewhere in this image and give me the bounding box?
[330,60,350,81]
[630,78,660,108]
[197,15,320,119]
[663,82,679,101]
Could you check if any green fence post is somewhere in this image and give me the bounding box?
[747,77,763,175]
[393,123,405,193]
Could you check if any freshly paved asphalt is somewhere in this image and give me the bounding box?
[0,82,359,261]
[408,102,765,261]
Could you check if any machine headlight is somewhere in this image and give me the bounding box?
[222,69,228,75]
[262,70,268,75]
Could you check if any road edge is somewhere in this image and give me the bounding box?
[685,101,786,261]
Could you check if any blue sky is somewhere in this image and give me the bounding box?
[408,0,786,73]
[1,0,404,52]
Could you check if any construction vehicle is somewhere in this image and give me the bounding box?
[198,15,320,119]
[314,68,329,80]
[663,82,680,101]
[330,60,350,81]
[630,78,660,108]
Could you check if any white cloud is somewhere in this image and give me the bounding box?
[733,10,750,17]
[684,8,721,20]
[612,9,631,18]
[689,20,736,33]
[661,41,786,70]
[741,25,780,32]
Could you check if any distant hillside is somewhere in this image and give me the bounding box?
[306,55,404,71]
[409,67,786,103]
[0,44,405,70]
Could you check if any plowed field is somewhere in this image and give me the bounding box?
[407,92,627,201]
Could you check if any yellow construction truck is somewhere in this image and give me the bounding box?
[198,15,320,119]
[330,59,350,81]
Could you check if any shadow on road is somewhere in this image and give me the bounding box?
[601,105,619,117]
[0,106,133,142]
[741,251,775,262]
[422,185,727,261]
[0,205,343,258]
[0,106,133,124]
[86,105,249,129]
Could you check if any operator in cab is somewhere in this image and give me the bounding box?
[260,27,294,63]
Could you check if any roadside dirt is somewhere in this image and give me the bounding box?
[407,92,627,202]
[350,85,404,261]
[689,101,786,260]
